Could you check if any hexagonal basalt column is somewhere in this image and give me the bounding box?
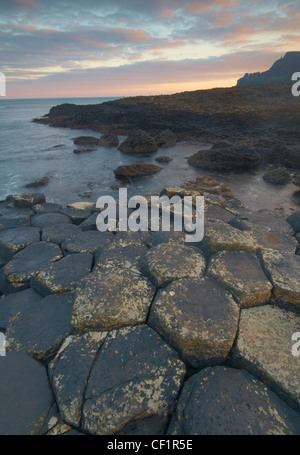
[148,276,239,368]
[207,250,272,308]
[71,267,155,331]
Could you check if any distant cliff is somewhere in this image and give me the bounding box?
[237,52,300,86]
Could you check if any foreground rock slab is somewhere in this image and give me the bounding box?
[230,305,300,410]
[0,352,54,435]
[207,251,272,308]
[168,366,300,435]
[48,332,108,428]
[71,267,155,331]
[148,277,239,368]
[82,325,186,435]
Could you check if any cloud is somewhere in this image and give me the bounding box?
[0,0,299,97]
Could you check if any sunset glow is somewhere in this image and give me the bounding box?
[1,0,300,98]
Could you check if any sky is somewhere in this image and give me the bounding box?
[0,0,300,98]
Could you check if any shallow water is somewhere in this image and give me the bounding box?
[0,97,299,215]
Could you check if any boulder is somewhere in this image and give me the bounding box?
[0,352,54,435]
[118,130,158,154]
[148,276,239,368]
[230,306,300,410]
[155,130,177,147]
[168,366,300,435]
[99,133,119,147]
[73,147,98,154]
[155,156,173,163]
[141,243,206,288]
[6,193,46,208]
[286,211,300,235]
[286,145,300,169]
[5,293,74,362]
[25,176,50,188]
[263,168,291,185]
[71,267,155,331]
[32,253,93,296]
[114,163,162,178]
[188,144,261,171]
[73,136,100,145]
[207,251,272,308]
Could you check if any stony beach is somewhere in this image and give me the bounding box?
[0,176,299,435]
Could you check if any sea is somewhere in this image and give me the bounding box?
[0,97,299,214]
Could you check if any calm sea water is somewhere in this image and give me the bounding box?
[0,97,298,213]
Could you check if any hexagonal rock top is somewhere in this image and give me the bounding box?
[94,239,149,272]
[5,293,74,362]
[200,219,257,258]
[49,325,186,435]
[32,252,93,296]
[0,227,40,260]
[230,305,300,410]
[3,241,63,292]
[31,212,72,228]
[148,277,240,368]
[207,251,272,308]
[259,251,300,312]
[62,230,114,254]
[167,366,300,435]
[0,352,54,435]
[141,243,206,288]
[71,267,155,331]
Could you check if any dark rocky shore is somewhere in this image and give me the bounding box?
[0,187,300,435]
[1,80,300,435]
